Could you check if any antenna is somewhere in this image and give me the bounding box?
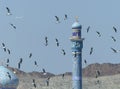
[75,16,79,22]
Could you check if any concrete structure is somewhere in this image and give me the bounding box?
[0,66,19,89]
[70,21,84,89]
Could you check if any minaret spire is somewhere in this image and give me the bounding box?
[70,20,83,89]
[75,16,79,22]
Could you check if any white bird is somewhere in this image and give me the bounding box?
[10,23,16,29]
[84,59,87,64]
[87,26,90,33]
[34,61,38,67]
[19,58,23,64]
[32,79,37,88]
[111,36,116,42]
[55,38,59,47]
[7,49,10,54]
[2,43,5,47]
[113,26,117,33]
[7,72,11,80]
[42,68,47,75]
[29,53,32,58]
[18,62,21,69]
[90,47,93,55]
[55,16,60,23]
[64,14,67,20]
[95,70,101,78]
[61,49,66,55]
[44,37,48,46]
[6,7,12,15]
[62,73,65,79]
[6,58,9,67]
[111,47,119,53]
[96,31,101,37]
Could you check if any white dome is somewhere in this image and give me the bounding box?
[72,22,82,29]
[0,66,19,89]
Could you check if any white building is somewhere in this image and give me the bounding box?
[0,66,19,89]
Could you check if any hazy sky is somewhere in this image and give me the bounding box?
[0,0,120,74]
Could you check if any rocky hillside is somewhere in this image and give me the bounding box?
[82,63,120,77]
[7,63,120,78]
[6,63,120,89]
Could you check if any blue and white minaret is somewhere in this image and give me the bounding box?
[70,19,84,89]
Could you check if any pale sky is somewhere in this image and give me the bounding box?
[0,0,120,74]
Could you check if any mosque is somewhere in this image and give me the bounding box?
[0,66,19,89]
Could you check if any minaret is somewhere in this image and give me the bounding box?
[70,19,84,89]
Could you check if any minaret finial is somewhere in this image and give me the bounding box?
[75,16,79,22]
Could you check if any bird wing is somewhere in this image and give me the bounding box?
[2,43,5,47]
[96,31,101,37]
[90,48,93,54]
[111,36,116,42]
[6,7,10,12]
[111,47,116,52]
[7,59,9,63]
[113,26,117,32]
[55,38,58,42]
[29,53,32,58]
[18,63,21,69]
[20,58,23,63]
[7,49,10,54]
[55,16,59,21]
[64,14,67,20]
[87,26,90,33]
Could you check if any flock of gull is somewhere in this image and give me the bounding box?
[0,5,119,89]
[88,26,119,55]
[0,6,69,88]
[85,24,119,87]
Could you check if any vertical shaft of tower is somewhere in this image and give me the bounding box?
[70,21,83,89]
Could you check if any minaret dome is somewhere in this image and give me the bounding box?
[70,21,82,41]
[72,22,82,29]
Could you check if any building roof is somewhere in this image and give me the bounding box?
[0,66,19,88]
[72,22,82,29]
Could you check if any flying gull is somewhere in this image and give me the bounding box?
[113,26,117,33]
[2,43,5,47]
[55,16,60,23]
[90,47,93,55]
[61,49,66,55]
[32,79,37,88]
[18,62,21,69]
[96,31,101,37]
[111,47,119,53]
[6,58,9,67]
[84,59,87,65]
[10,23,16,29]
[29,53,32,58]
[7,72,11,80]
[44,36,48,46]
[7,49,10,54]
[111,36,116,42]
[62,73,65,79]
[6,7,12,15]
[19,58,23,64]
[64,14,67,20]
[42,68,47,75]
[34,61,38,67]
[87,26,90,33]
[55,38,59,47]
